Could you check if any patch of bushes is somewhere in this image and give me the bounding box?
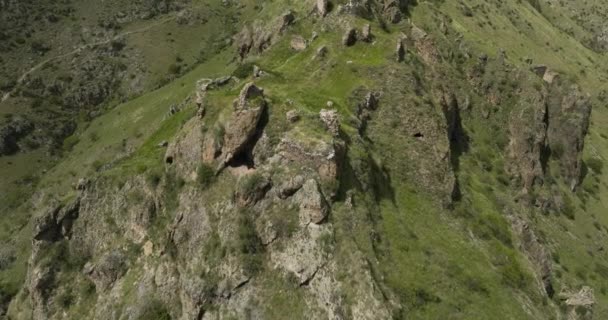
[232,62,255,79]
[56,287,74,308]
[237,209,264,275]
[197,164,215,189]
[238,172,264,196]
[138,299,171,320]
[88,131,99,142]
[411,288,442,308]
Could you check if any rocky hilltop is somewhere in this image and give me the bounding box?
[1,0,608,319]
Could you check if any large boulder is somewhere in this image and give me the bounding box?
[235,23,273,60]
[290,35,307,51]
[316,0,328,17]
[276,10,295,33]
[294,179,329,225]
[320,109,340,136]
[382,0,408,23]
[342,27,357,46]
[220,83,267,165]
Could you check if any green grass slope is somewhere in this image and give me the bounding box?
[1,0,607,319]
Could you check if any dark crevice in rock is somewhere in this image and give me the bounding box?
[443,93,469,203]
[33,198,81,243]
[299,263,325,287]
[539,103,550,175]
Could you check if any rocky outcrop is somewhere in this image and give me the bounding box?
[506,76,548,193]
[220,83,267,166]
[559,286,595,320]
[319,109,340,136]
[382,0,409,23]
[396,38,406,62]
[294,179,329,225]
[356,91,379,136]
[33,198,81,243]
[360,24,372,42]
[164,119,206,179]
[510,216,553,297]
[314,45,328,60]
[276,10,295,33]
[235,23,273,60]
[83,250,127,291]
[316,0,328,17]
[286,110,300,123]
[235,173,272,207]
[278,175,305,199]
[28,196,81,319]
[546,84,592,190]
[505,73,592,197]
[277,134,345,187]
[342,27,357,46]
[290,35,307,51]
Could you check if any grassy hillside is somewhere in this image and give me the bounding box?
[1,0,607,319]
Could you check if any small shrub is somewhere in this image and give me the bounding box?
[232,62,254,79]
[213,123,225,148]
[551,252,561,264]
[464,275,488,295]
[550,143,564,159]
[561,195,575,220]
[238,172,264,196]
[168,63,181,75]
[146,169,162,188]
[197,164,215,188]
[63,135,80,151]
[88,131,99,142]
[412,288,442,308]
[586,158,604,175]
[92,160,104,172]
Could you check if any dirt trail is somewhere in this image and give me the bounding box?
[1,15,175,103]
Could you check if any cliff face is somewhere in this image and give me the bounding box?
[2,0,608,319]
